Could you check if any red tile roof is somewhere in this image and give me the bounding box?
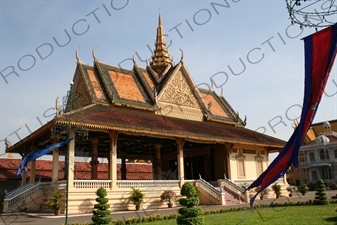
[201,93,228,118]
[87,69,105,100]
[58,105,285,148]
[108,71,147,103]
[142,71,155,90]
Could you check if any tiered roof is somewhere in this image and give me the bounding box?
[6,14,286,154]
[65,14,246,126]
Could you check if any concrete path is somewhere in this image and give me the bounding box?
[0,190,336,225]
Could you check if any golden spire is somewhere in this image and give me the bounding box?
[150,12,172,74]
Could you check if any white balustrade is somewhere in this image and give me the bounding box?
[5,182,46,208]
[195,180,221,203]
[117,180,180,188]
[73,180,112,189]
[72,180,181,189]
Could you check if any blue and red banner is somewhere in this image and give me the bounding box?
[246,24,337,206]
[17,138,72,176]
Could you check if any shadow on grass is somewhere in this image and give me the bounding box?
[324,216,337,225]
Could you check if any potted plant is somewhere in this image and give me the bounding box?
[160,190,176,208]
[286,186,296,197]
[271,183,281,198]
[298,184,309,196]
[127,187,144,210]
[47,191,63,215]
[255,186,264,200]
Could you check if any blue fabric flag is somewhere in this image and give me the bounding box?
[246,23,337,207]
[17,138,73,176]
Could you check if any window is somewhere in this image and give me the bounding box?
[311,170,318,182]
[256,160,263,176]
[237,159,245,178]
[321,166,332,180]
[309,152,315,162]
[299,152,305,162]
[319,149,330,160]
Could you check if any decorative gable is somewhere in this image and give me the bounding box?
[160,70,199,107]
[157,68,204,121]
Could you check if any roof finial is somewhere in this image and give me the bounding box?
[159,8,162,26]
[179,48,184,62]
[133,53,138,66]
[150,12,172,75]
[76,47,84,64]
[92,46,97,61]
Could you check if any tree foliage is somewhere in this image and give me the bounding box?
[314,179,329,205]
[91,187,113,225]
[177,182,204,225]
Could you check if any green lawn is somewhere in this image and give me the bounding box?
[138,205,337,225]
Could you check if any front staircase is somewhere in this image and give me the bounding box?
[3,181,65,213]
[194,178,247,205]
[3,182,44,212]
[218,178,247,203]
[222,188,241,204]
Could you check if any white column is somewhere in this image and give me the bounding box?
[315,148,319,162]
[306,150,310,162]
[67,132,75,188]
[283,174,288,185]
[176,138,185,188]
[52,149,59,182]
[109,131,118,189]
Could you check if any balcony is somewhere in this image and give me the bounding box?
[299,159,334,168]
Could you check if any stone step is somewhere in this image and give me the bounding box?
[215,186,241,204]
[224,192,240,204]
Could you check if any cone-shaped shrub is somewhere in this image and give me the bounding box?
[314,178,329,205]
[91,187,113,225]
[177,182,204,225]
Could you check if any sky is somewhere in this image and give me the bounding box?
[0,0,336,161]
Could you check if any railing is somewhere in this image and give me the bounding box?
[117,180,180,188]
[219,178,245,202]
[39,180,67,190]
[4,182,44,208]
[222,178,245,192]
[4,183,34,199]
[74,180,112,189]
[73,180,181,189]
[195,178,222,204]
[72,180,184,189]
[299,160,332,167]
[53,180,67,189]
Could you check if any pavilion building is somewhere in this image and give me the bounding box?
[4,14,285,214]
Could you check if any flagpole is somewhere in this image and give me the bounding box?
[65,81,73,225]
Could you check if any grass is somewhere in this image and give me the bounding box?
[138,205,337,225]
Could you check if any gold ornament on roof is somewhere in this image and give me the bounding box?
[150,12,172,75]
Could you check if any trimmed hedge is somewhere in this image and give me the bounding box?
[91,187,113,225]
[314,179,329,205]
[177,182,204,225]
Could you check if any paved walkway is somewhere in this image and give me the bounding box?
[0,190,336,225]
